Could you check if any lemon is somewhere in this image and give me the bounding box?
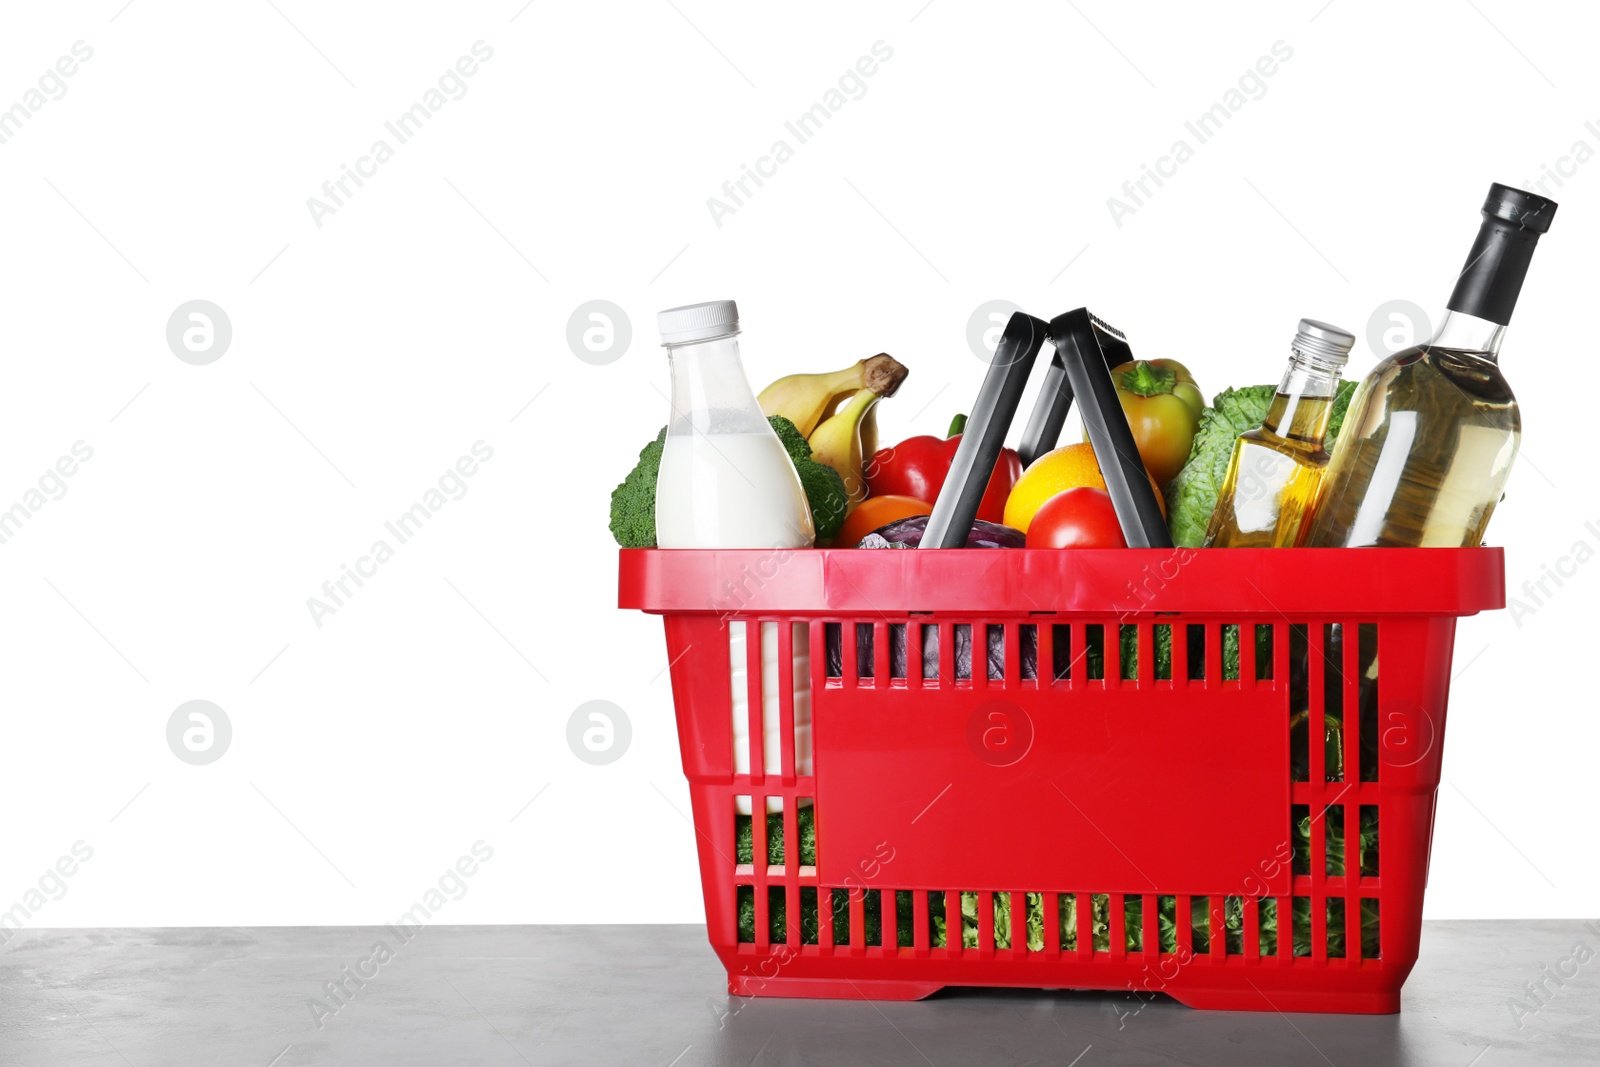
[1004,443,1164,533]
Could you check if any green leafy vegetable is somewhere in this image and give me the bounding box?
[1258,895,1379,959]
[735,806,817,867]
[1295,803,1380,879]
[1106,622,1269,681]
[739,868,1378,960]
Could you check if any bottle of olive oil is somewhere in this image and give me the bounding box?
[1206,320,1354,548]
[1304,184,1555,548]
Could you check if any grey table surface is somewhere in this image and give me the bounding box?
[1,922,1595,1066]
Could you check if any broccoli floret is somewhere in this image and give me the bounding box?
[768,416,848,543]
[609,427,666,548]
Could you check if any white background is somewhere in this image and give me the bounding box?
[0,0,1593,931]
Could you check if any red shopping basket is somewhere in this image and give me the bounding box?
[618,311,1506,1012]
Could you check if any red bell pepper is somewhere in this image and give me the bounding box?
[865,415,1023,525]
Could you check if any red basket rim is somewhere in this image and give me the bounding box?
[618,546,1504,617]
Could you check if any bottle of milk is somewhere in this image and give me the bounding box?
[654,300,813,816]
[654,300,814,550]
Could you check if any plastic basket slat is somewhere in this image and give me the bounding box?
[777,622,796,782]
[745,622,765,784]
[1205,621,1223,684]
[1171,620,1189,683]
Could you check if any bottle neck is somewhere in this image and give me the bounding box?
[665,333,768,436]
[1427,309,1506,360]
[1263,351,1342,442]
[1446,213,1542,327]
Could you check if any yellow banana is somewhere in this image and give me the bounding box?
[859,404,880,464]
[807,386,881,513]
[758,362,871,438]
[758,354,907,438]
[824,384,863,419]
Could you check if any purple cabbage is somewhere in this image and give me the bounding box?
[858,515,1026,550]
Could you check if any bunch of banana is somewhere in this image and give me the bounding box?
[758,354,907,436]
[758,354,908,515]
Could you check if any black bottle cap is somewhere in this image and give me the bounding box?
[1482,182,1557,233]
[1446,184,1557,325]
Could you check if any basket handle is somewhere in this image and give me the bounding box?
[1047,309,1170,549]
[920,308,1172,549]
[921,313,1047,549]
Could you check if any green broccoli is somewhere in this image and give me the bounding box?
[607,417,847,548]
[767,416,848,543]
[608,427,666,548]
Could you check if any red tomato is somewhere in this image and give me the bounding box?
[1025,487,1127,549]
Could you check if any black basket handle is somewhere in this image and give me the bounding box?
[920,308,1172,550]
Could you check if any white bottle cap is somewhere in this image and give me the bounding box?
[657,300,740,346]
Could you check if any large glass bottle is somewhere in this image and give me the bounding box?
[1205,319,1354,548]
[1304,185,1555,548]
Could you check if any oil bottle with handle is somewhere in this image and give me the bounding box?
[1205,319,1354,548]
[1304,184,1556,548]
